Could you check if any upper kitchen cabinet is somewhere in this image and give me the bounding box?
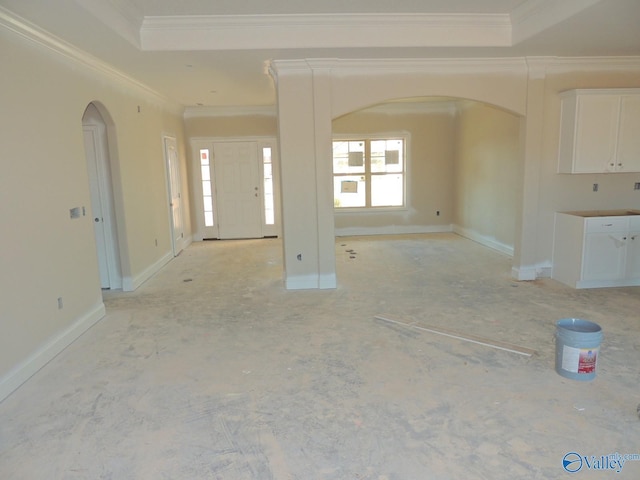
[557,89,640,173]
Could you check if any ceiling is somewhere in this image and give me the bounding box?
[1,0,639,108]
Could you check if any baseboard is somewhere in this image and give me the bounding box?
[512,262,552,281]
[335,224,453,237]
[0,302,106,403]
[285,274,321,290]
[122,251,173,291]
[452,225,514,257]
[318,273,337,289]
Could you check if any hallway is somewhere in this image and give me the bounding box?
[1,234,639,479]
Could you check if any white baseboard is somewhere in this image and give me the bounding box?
[285,274,322,290]
[335,224,453,237]
[512,262,552,281]
[318,273,337,289]
[0,302,106,403]
[452,225,514,257]
[122,251,173,291]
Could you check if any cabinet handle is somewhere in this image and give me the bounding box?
[632,235,637,240]
[603,223,613,227]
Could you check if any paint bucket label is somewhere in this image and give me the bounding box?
[561,345,598,374]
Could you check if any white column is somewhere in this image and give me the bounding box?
[271,61,337,289]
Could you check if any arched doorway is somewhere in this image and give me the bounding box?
[331,96,522,257]
[82,102,122,289]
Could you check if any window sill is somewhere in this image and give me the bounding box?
[334,206,408,214]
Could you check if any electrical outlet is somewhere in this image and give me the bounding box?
[57,297,63,309]
[436,210,440,216]
[593,183,599,192]
[634,182,640,190]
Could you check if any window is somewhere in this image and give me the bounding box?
[199,148,214,226]
[262,147,275,225]
[333,137,405,209]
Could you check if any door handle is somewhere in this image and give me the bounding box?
[94,218,100,223]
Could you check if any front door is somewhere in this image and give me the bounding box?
[213,142,262,239]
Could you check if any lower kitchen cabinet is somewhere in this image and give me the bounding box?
[552,211,640,289]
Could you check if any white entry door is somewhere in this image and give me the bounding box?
[163,136,185,255]
[213,142,262,239]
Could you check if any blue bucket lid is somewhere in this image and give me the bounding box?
[557,318,602,333]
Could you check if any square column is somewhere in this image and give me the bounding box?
[272,62,336,289]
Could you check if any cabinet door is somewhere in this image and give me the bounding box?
[573,95,620,173]
[628,232,640,279]
[617,96,640,172]
[583,232,627,281]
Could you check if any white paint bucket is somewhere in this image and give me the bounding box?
[555,318,602,381]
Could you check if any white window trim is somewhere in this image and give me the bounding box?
[332,132,410,213]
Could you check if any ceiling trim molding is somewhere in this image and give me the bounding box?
[270,57,529,77]
[526,56,640,73]
[140,13,512,51]
[0,6,179,111]
[184,105,277,119]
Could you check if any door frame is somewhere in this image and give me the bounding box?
[82,106,123,289]
[190,136,281,241]
[163,135,185,256]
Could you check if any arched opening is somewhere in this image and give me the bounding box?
[331,96,522,264]
[82,102,123,290]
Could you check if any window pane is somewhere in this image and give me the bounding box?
[334,175,366,208]
[204,211,214,227]
[200,149,209,166]
[202,182,211,196]
[201,165,210,181]
[371,174,403,207]
[262,147,272,164]
[371,139,403,173]
[263,148,274,225]
[333,141,365,174]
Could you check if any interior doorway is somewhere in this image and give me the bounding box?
[82,103,122,289]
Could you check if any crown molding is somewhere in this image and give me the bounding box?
[0,6,180,112]
[140,13,512,51]
[184,105,277,119]
[270,57,529,77]
[526,56,640,74]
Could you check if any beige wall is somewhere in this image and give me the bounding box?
[184,115,277,139]
[332,106,456,234]
[453,102,521,253]
[0,26,191,399]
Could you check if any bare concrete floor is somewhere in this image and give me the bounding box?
[1,234,640,479]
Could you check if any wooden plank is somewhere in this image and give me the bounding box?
[374,315,536,357]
